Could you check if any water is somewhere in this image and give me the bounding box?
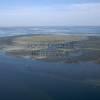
[0,27,100,100]
[0,26,100,37]
[0,53,100,100]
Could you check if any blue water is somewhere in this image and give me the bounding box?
[0,26,100,37]
[0,53,100,100]
[0,26,100,100]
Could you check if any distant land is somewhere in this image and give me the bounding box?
[0,26,100,37]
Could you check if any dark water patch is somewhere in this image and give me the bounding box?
[0,53,100,100]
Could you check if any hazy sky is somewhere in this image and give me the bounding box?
[0,0,100,26]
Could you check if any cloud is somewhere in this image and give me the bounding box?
[0,3,100,26]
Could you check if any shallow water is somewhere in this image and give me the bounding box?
[0,53,100,100]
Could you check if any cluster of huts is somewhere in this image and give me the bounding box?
[30,40,81,58]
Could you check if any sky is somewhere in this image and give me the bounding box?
[0,0,100,26]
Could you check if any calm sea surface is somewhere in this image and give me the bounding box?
[0,53,100,100]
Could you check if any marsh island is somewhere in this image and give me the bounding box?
[0,35,100,64]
